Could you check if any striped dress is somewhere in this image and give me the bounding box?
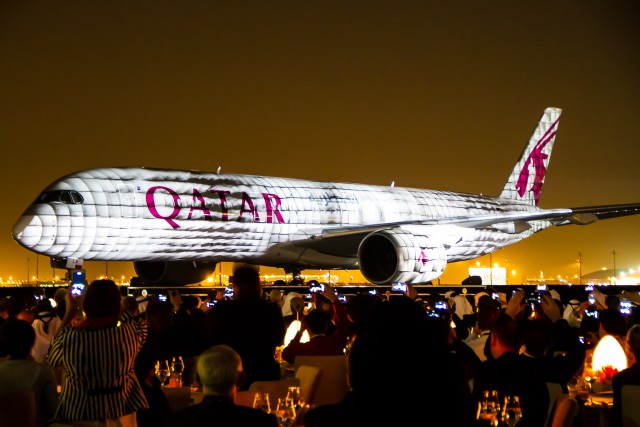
[48,313,149,421]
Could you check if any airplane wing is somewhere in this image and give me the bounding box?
[293,202,640,257]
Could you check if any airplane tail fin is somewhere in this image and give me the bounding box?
[499,107,562,206]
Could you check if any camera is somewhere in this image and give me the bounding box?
[588,293,596,305]
[391,282,407,292]
[585,308,599,319]
[158,293,167,302]
[70,270,86,297]
[338,295,347,302]
[620,300,633,316]
[308,281,325,293]
[224,287,234,298]
[526,292,541,304]
[434,300,448,311]
[206,300,217,308]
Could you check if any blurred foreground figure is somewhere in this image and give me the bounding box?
[304,296,473,427]
[165,344,277,427]
[0,318,58,427]
[48,280,148,427]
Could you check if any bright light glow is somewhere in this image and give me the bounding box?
[592,335,627,373]
[283,320,310,347]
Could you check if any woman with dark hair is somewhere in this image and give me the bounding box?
[48,279,148,427]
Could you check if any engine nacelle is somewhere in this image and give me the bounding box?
[133,261,217,286]
[357,229,447,285]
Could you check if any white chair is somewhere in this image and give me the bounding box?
[162,386,192,412]
[546,382,564,426]
[549,394,579,427]
[622,384,640,427]
[295,364,322,406]
[295,355,350,406]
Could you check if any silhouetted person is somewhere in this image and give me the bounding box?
[304,296,473,427]
[0,318,57,427]
[611,324,640,427]
[206,266,286,390]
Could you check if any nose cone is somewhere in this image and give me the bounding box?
[12,212,54,252]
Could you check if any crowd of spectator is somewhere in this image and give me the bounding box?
[2,271,640,426]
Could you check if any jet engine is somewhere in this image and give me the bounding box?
[133,261,217,286]
[357,229,447,285]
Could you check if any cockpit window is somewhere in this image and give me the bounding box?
[37,190,84,205]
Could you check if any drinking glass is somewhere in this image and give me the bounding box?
[286,386,303,409]
[502,395,522,427]
[253,392,271,414]
[275,397,296,427]
[170,356,184,387]
[155,360,170,387]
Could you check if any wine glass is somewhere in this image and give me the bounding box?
[477,390,499,427]
[170,356,185,387]
[275,397,296,427]
[502,395,522,427]
[155,360,170,387]
[253,392,271,413]
[286,386,303,410]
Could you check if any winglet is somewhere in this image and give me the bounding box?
[499,107,562,206]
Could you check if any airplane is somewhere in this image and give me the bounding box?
[12,107,640,286]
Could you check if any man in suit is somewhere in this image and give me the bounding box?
[611,324,640,427]
[205,265,286,390]
[166,344,277,427]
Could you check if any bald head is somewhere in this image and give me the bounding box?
[197,344,243,396]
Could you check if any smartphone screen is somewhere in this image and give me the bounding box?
[158,294,167,302]
[70,270,86,297]
[391,282,407,292]
[309,282,325,293]
[434,301,448,311]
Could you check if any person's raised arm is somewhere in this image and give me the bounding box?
[59,286,82,331]
[505,290,525,320]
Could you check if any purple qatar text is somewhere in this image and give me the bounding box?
[146,186,285,229]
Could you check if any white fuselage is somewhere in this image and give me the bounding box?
[13,167,549,270]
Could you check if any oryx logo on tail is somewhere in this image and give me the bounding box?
[500,107,561,206]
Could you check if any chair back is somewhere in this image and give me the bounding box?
[248,377,300,410]
[0,389,36,427]
[162,386,192,412]
[236,390,256,408]
[295,355,349,406]
[549,394,578,427]
[295,365,322,405]
[622,384,640,427]
[546,382,564,426]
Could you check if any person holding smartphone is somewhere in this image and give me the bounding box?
[281,282,352,365]
[48,280,148,425]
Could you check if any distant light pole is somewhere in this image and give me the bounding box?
[578,252,582,285]
[489,252,493,286]
[613,250,617,284]
[26,257,30,285]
